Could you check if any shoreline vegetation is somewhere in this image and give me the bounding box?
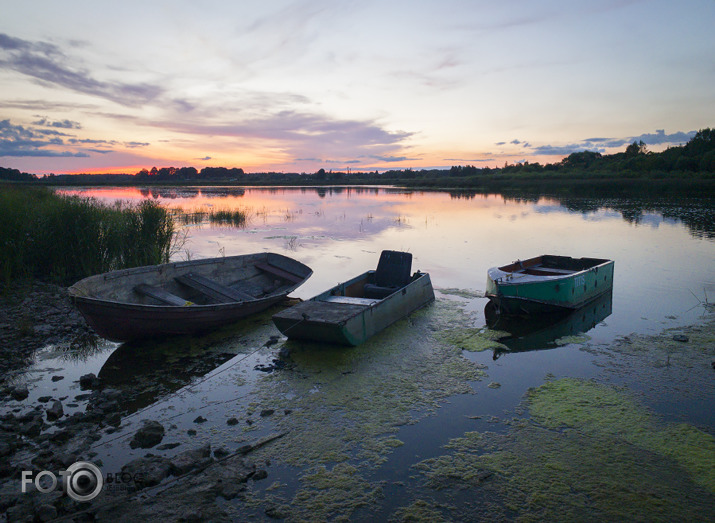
[0,186,175,286]
[1,129,714,197]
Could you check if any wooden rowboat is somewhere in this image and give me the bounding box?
[272,250,435,346]
[486,254,614,315]
[69,253,312,341]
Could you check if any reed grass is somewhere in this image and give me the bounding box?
[0,185,175,285]
[172,207,249,227]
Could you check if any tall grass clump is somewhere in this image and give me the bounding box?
[0,185,175,285]
[172,206,248,227]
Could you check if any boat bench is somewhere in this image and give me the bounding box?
[524,268,576,276]
[175,273,254,303]
[255,262,303,284]
[134,284,193,306]
[321,296,380,306]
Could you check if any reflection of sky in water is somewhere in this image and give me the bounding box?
[535,203,680,229]
[58,187,715,341]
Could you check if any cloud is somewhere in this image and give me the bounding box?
[68,138,116,145]
[161,110,413,164]
[0,33,165,107]
[195,156,212,161]
[629,129,695,146]
[324,158,362,164]
[368,155,413,163]
[531,144,606,156]
[526,129,697,157]
[125,141,150,148]
[33,117,81,129]
[444,158,495,163]
[0,119,91,157]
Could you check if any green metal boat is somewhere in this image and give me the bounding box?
[486,255,614,315]
[272,251,435,346]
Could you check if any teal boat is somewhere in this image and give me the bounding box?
[272,251,435,346]
[486,255,614,315]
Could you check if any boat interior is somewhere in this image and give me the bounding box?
[273,250,426,327]
[319,250,415,306]
[499,255,610,277]
[72,254,311,306]
[134,261,301,306]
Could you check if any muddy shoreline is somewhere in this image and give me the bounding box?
[1,281,713,521]
[0,282,275,521]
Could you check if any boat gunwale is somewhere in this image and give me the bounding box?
[68,252,312,306]
[489,256,614,287]
[311,271,432,324]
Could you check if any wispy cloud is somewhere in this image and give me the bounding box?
[0,119,137,158]
[368,155,414,163]
[160,110,413,166]
[506,129,697,157]
[0,33,166,108]
[444,157,495,163]
[629,129,695,146]
[33,117,81,129]
[0,119,88,157]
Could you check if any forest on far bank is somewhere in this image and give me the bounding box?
[2,128,714,194]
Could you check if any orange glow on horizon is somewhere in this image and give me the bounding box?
[61,165,146,175]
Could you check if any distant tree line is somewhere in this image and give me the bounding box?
[0,166,36,182]
[501,128,715,175]
[2,128,713,189]
[135,166,245,180]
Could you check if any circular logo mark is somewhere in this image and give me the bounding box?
[65,461,103,502]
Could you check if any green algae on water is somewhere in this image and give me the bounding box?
[413,377,715,521]
[527,378,715,494]
[291,463,384,521]
[242,297,491,519]
[439,327,510,352]
[554,333,591,346]
[436,288,483,299]
[390,499,451,522]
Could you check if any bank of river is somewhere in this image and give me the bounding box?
[0,280,713,521]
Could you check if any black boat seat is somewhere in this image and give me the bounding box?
[134,284,193,306]
[255,262,303,284]
[175,273,254,302]
[363,250,412,299]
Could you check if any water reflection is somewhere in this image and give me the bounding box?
[55,186,715,339]
[486,291,613,357]
[57,186,715,239]
[96,331,241,415]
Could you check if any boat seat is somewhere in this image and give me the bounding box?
[175,273,254,303]
[134,284,193,306]
[524,268,575,276]
[364,250,412,299]
[255,262,303,284]
[321,296,380,306]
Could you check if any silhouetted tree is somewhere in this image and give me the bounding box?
[625,140,647,158]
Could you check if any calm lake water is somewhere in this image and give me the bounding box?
[59,186,715,336]
[20,186,715,518]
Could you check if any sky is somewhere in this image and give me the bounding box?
[1,0,714,175]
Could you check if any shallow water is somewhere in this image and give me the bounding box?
[58,186,715,335]
[15,186,715,518]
